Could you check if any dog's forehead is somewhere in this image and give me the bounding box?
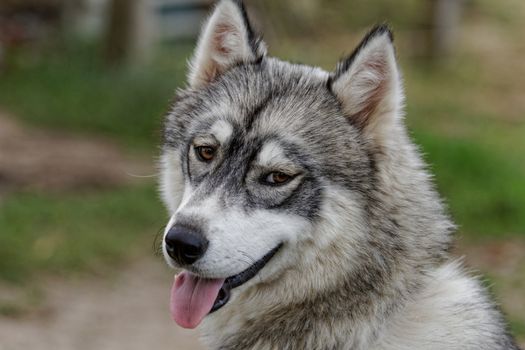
[199,59,345,137]
[165,58,358,155]
[223,59,330,113]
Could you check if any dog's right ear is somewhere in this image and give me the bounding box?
[188,0,266,89]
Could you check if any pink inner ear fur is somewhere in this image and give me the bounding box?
[214,23,236,56]
[350,57,389,130]
[200,25,232,84]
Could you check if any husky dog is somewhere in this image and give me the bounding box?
[159,1,520,349]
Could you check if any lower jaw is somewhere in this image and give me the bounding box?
[209,243,283,313]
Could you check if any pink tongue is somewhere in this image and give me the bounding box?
[170,271,225,329]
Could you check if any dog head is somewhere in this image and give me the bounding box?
[160,0,406,329]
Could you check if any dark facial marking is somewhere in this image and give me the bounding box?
[244,92,273,132]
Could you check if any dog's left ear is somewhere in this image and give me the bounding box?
[329,25,404,142]
[188,0,266,89]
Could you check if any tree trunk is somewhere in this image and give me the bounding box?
[425,0,463,60]
[103,0,153,67]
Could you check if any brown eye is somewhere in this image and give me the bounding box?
[195,146,216,162]
[265,172,292,185]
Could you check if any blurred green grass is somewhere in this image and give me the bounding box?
[416,132,525,236]
[0,184,163,284]
[403,62,525,237]
[0,42,192,150]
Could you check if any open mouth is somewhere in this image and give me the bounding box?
[170,244,282,329]
[210,244,282,313]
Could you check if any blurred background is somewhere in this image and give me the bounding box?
[0,0,524,349]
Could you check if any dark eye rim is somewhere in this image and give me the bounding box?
[194,145,217,162]
[260,171,297,186]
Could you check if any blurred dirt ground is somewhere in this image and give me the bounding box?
[0,112,151,195]
[0,257,204,350]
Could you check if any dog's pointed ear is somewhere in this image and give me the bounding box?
[329,25,404,141]
[188,0,266,89]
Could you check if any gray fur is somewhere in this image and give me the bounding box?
[159,1,520,349]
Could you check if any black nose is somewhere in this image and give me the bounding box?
[164,225,208,265]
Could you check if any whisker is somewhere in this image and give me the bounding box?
[238,250,256,265]
[236,250,265,284]
[152,225,165,257]
[126,172,159,178]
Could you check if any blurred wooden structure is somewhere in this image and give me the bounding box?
[425,0,463,60]
[0,0,66,44]
[103,0,144,66]
[0,0,70,69]
[155,0,212,40]
[102,0,212,66]
[77,0,212,41]
[0,0,212,69]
